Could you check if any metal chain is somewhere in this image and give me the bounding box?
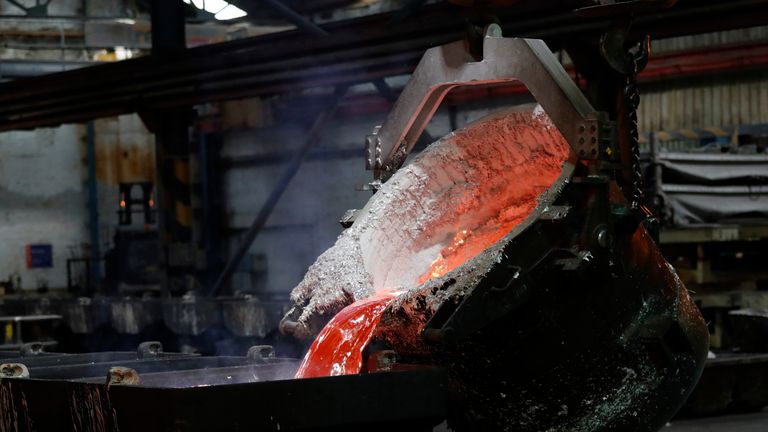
[625,62,643,211]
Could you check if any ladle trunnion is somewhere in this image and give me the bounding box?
[282,25,709,432]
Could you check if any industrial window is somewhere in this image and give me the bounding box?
[182,0,248,20]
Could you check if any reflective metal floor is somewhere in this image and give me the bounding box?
[433,410,768,431]
[665,410,768,432]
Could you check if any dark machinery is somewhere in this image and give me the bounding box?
[373,27,708,432]
[371,25,708,432]
[281,21,709,432]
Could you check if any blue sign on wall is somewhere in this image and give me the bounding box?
[26,244,53,268]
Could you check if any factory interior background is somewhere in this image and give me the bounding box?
[0,0,767,431]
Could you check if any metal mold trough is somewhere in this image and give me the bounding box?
[61,297,111,334]
[162,297,221,336]
[0,314,61,349]
[728,309,768,352]
[0,343,448,432]
[110,298,163,335]
[0,345,196,378]
[680,353,768,417]
[24,297,63,316]
[220,296,270,337]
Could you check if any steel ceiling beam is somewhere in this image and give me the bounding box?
[228,0,355,17]
[284,41,768,118]
[0,0,765,132]
[237,0,329,36]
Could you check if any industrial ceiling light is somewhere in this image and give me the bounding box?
[182,0,248,20]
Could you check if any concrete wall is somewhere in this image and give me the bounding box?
[0,113,154,291]
[0,125,88,290]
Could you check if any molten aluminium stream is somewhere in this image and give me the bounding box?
[296,293,398,378]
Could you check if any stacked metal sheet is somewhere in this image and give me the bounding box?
[653,152,768,226]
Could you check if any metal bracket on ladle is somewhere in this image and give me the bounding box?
[366,24,611,182]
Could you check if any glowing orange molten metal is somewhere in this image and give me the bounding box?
[418,201,538,284]
[420,229,471,283]
[295,292,398,379]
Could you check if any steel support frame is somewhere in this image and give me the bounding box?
[366,30,604,179]
[0,0,765,132]
[150,0,196,295]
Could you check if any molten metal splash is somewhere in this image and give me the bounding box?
[295,292,398,379]
[418,201,538,284]
[421,229,471,282]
